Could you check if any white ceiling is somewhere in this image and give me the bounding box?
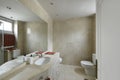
[0,0,96,21]
[0,0,42,22]
[38,0,96,20]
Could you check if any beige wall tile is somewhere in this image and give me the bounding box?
[17,21,47,54]
[53,16,96,66]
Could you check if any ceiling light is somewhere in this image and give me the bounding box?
[56,14,59,16]
[6,6,11,10]
[10,17,13,18]
[50,2,54,5]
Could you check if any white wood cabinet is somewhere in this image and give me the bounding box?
[0,50,4,65]
[30,70,49,80]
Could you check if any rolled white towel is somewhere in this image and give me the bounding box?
[59,57,62,63]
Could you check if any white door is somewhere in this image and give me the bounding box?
[96,0,120,80]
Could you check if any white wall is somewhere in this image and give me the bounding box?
[96,0,120,80]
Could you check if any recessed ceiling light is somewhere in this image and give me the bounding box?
[6,6,11,10]
[50,2,54,5]
[10,17,13,18]
[56,14,59,16]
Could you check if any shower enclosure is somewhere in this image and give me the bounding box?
[0,21,4,65]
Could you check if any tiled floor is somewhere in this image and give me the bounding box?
[52,64,96,80]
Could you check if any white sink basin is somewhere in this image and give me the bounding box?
[34,57,50,65]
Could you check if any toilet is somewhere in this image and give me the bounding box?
[80,54,96,77]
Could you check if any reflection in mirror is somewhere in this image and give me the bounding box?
[0,0,47,65]
[17,21,48,54]
[0,22,4,65]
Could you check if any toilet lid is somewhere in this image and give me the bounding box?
[81,61,94,66]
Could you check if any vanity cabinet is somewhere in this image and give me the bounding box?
[4,50,12,62]
[30,70,49,80]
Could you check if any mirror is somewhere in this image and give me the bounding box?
[16,20,48,55]
[0,0,48,64]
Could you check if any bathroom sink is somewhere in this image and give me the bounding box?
[34,57,50,65]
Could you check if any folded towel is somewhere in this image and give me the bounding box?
[45,52,55,55]
[36,51,44,54]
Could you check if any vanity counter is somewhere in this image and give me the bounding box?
[0,52,60,80]
[0,55,53,80]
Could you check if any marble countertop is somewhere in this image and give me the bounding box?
[0,55,53,80]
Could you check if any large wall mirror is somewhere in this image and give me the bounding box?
[0,0,48,65]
